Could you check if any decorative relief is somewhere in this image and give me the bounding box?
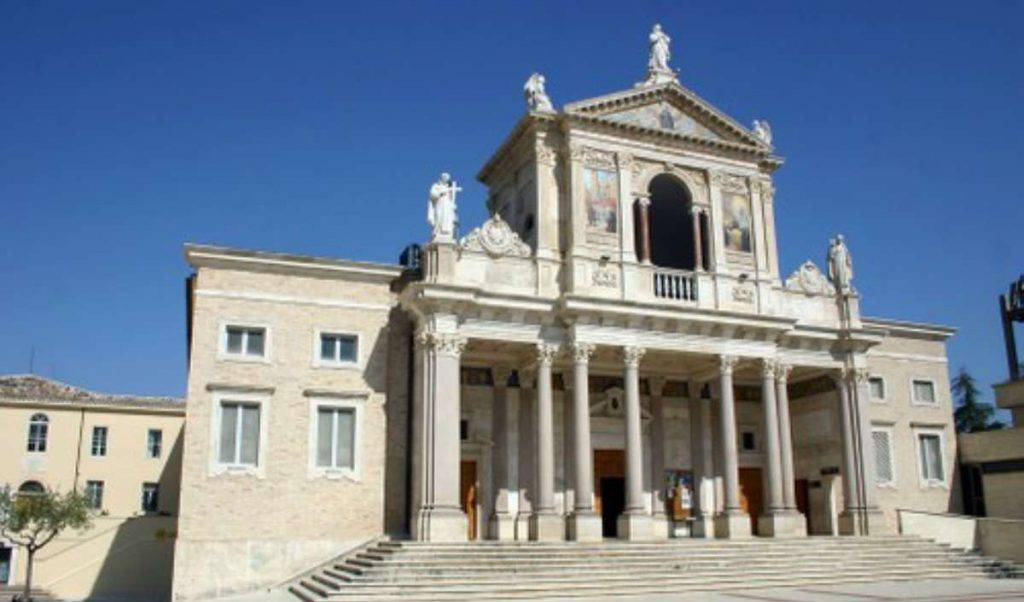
[592,268,618,288]
[617,152,634,171]
[731,285,755,304]
[459,213,532,258]
[583,147,617,170]
[568,144,586,163]
[710,171,748,193]
[853,368,871,386]
[535,143,557,167]
[761,359,777,378]
[784,261,836,296]
[756,179,775,203]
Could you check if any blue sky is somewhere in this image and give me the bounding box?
[1,1,1021,414]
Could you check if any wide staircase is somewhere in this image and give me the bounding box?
[287,536,1023,601]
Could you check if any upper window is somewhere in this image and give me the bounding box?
[741,431,757,452]
[141,483,160,513]
[912,379,937,405]
[315,407,355,471]
[318,332,358,365]
[84,480,104,509]
[917,432,946,486]
[91,426,108,457]
[146,429,162,459]
[872,427,895,486]
[223,325,266,359]
[218,401,261,467]
[27,413,48,453]
[869,377,886,401]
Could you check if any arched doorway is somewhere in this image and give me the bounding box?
[639,174,698,270]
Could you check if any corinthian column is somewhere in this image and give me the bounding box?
[567,342,602,541]
[714,354,752,538]
[411,330,468,541]
[618,345,653,540]
[529,343,564,540]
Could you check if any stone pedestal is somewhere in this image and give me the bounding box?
[714,511,752,539]
[839,508,889,536]
[414,507,468,542]
[757,510,807,538]
[617,511,654,541]
[529,512,565,541]
[567,512,603,542]
[488,512,516,541]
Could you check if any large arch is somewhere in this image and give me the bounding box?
[639,173,697,270]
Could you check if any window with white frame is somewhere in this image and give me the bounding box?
[912,379,937,405]
[917,431,946,486]
[146,429,162,459]
[141,482,159,513]
[218,401,261,467]
[869,377,886,401]
[26,413,48,453]
[84,480,104,509]
[318,332,358,365]
[871,426,895,485]
[223,325,266,358]
[91,426,108,457]
[316,407,356,470]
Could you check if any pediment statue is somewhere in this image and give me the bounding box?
[752,119,772,145]
[638,23,679,87]
[827,234,855,294]
[524,73,554,113]
[459,213,531,258]
[785,260,836,296]
[427,172,461,242]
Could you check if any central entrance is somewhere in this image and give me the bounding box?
[593,449,626,538]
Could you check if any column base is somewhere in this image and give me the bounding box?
[413,506,468,542]
[514,512,531,541]
[838,508,890,536]
[690,514,715,539]
[650,513,671,540]
[488,512,516,541]
[567,511,603,542]
[714,510,753,539]
[617,511,654,541]
[757,510,808,538]
[529,512,565,541]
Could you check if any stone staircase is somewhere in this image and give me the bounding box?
[287,536,1024,601]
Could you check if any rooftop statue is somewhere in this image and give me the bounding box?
[828,235,855,294]
[638,23,679,86]
[427,172,461,243]
[753,119,773,145]
[524,73,554,113]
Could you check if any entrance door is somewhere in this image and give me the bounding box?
[0,546,11,585]
[594,450,626,538]
[795,478,811,532]
[739,467,763,534]
[460,460,478,541]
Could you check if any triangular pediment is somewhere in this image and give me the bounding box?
[564,83,769,151]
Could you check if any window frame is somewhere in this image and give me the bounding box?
[90,426,108,457]
[146,429,163,459]
[909,377,939,407]
[209,389,269,478]
[870,424,897,487]
[868,376,887,403]
[141,482,160,513]
[26,413,49,454]
[307,395,364,481]
[218,321,271,363]
[312,328,361,369]
[84,480,104,510]
[914,427,948,488]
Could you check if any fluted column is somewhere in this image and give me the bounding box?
[529,343,563,540]
[568,343,602,541]
[714,354,751,538]
[411,330,468,541]
[637,196,652,264]
[761,361,785,514]
[488,366,515,540]
[648,376,669,539]
[776,364,797,511]
[618,345,653,540]
[690,205,704,271]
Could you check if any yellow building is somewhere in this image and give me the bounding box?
[0,375,184,601]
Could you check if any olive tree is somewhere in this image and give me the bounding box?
[0,486,92,602]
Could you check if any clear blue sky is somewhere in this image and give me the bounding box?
[1,2,1021,415]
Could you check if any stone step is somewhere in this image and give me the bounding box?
[379,536,921,550]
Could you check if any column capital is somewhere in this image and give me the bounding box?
[830,367,850,386]
[418,331,467,358]
[718,354,739,375]
[492,365,514,387]
[622,346,646,368]
[536,343,561,366]
[761,358,778,378]
[636,194,651,208]
[570,342,596,364]
[852,367,871,386]
[776,363,793,383]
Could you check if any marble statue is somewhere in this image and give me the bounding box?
[427,172,461,242]
[828,235,854,294]
[524,73,554,113]
[753,119,773,145]
[638,24,679,86]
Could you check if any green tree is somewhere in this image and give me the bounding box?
[953,367,1005,433]
[0,486,92,602]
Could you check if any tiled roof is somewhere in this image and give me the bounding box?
[0,375,184,411]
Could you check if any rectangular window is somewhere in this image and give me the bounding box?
[141,483,159,513]
[224,326,266,358]
[91,426,108,457]
[85,480,104,510]
[872,428,895,485]
[919,433,945,484]
[319,333,358,364]
[316,407,355,470]
[912,380,936,405]
[741,431,756,452]
[219,402,261,466]
[27,419,48,453]
[146,429,162,459]
[869,377,885,401]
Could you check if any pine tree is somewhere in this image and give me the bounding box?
[953,367,1005,433]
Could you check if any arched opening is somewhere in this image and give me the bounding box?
[639,174,697,270]
[18,481,44,496]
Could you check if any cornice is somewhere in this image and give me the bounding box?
[184,244,402,283]
[861,316,957,341]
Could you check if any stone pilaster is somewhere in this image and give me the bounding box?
[714,354,752,538]
[835,368,886,537]
[618,346,653,540]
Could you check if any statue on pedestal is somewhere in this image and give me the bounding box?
[524,73,554,113]
[638,24,679,86]
[427,173,461,242]
[828,235,854,294]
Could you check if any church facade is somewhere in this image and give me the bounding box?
[172,26,959,600]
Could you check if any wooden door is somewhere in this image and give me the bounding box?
[594,450,626,538]
[460,460,478,541]
[739,467,763,533]
[795,478,811,532]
